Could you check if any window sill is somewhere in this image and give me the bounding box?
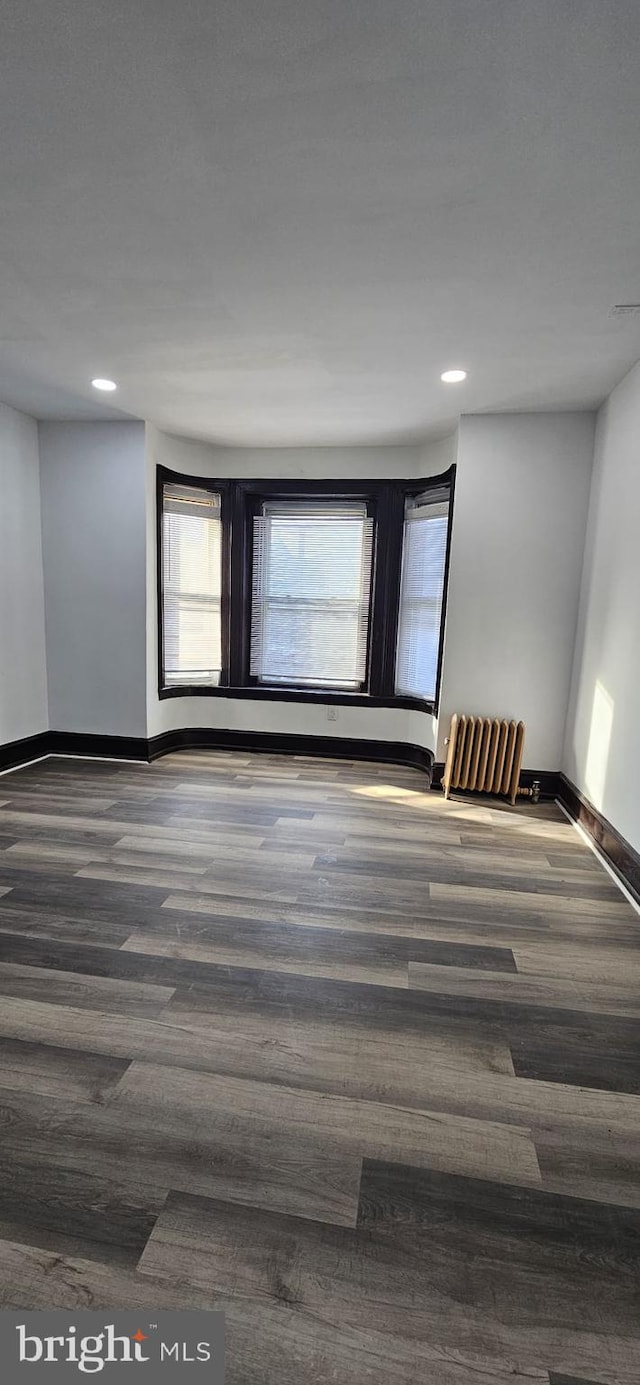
[158,684,434,714]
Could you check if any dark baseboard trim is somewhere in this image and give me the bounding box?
[0,731,51,773]
[47,731,149,762]
[1,731,148,774]
[430,762,561,800]
[558,773,640,906]
[148,727,433,778]
[0,728,433,780]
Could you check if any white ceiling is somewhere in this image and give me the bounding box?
[1,0,640,446]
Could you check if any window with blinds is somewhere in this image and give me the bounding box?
[161,482,222,687]
[250,502,374,689]
[395,490,450,702]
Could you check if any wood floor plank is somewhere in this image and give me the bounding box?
[0,900,135,946]
[123,933,411,987]
[0,983,515,1104]
[514,946,640,985]
[113,833,316,868]
[0,1238,218,1310]
[121,916,516,988]
[158,958,516,1037]
[267,814,464,845]
[408,961,640,1018]
[0,873,174,921]
[114,1061,541,1188]
[549,1375,606,1384]
[0,1153,165,1266]
[158,888,640,948]
[430,880,634,921]
[316,853,621,900]
[0,1084,360,1228]
[0,792,118,812]
[535,1118,640,1210]
[5,840,211,874]
[508,1011,640,1095]
[0,1242,547,1385]
[140,1187,639,1384]
[0,960,174,1017]
[0,926,498,1000]
[336,837,554,869]
[76,861,299,903]
[0,1036,129,1104]
[357,1161,640,1360]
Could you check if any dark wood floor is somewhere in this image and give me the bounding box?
[0,749,638,1383]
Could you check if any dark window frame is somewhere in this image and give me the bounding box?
[242,486,379,696]
[157,464,455,713]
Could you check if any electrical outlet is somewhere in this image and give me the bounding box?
[327,707,338,722]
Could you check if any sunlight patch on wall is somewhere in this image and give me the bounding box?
[585,680,614,810]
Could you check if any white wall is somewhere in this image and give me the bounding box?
[417,432,458,476]
[146,427,436,481]
[438,412,595,768]
[0,403,48,745]
[145,426,448,753]
[563,362,640,853]
[39,421,147,738]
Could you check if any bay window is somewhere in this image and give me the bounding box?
[158,467,453,710]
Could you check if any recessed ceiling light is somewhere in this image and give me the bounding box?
[440,369,467,384]
[91,377,117,392]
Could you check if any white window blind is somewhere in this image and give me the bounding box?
[395,492,449,702]
[250,502,374,688]
[162,482,222,687]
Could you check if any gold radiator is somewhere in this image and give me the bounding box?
[443,715,525,804]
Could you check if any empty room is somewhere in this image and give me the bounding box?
[1,1,639,1381]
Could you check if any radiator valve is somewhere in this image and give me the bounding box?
[517,779,541,804]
